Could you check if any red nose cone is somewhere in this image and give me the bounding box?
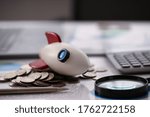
[45,32,62,44]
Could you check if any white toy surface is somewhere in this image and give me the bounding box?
[39,32,90,76]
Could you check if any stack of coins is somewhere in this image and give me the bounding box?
[0,64,77,88]
[0,63,108,88]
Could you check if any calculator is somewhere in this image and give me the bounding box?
[106,51,150,74]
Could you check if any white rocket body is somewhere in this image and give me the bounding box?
[40,42,90,76]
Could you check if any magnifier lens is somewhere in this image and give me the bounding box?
[98,80,144,90]
[95,75,149,99]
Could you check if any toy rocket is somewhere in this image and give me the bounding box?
[29,32,90,76]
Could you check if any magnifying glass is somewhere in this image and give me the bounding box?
[95,75,150,99]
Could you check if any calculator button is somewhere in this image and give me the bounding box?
[142,63,150,66]
[136,57,148,61]
[118,61,130,66]
[130,61,139,64]
[131,64,141,67]
[119,62,129,65]
[120,64,131,68]
[141,61,150,64]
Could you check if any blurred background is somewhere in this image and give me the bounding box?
[0,0,150,57]
[0,0,150,21]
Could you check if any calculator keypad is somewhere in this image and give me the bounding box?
[107,51,150,73]
[114,51,150,68]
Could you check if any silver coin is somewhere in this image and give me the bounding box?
[4,72,17,80]
[83,72,96,78]
[42,77,53,82]
[33,81,51,87]
[43,73,54,81]
[10,82,32,87]
[95,68,108,72]
[25,69,32,75]
[20,76,36,83]
[42,73,54,81]
[20,64,32,75]
[39,72,49,80]
[16,69,26,76]
[14,76,23,83]
[28,72,41,80]
[9,80,26,87]
[18,82,33,87]
[11,79,17,83]
[92,77,100,80]
[77,75,87,79]
[12,77,31,87]
[20,64,32,70]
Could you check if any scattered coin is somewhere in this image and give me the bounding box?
[34,81,51,87]
[20,64,32,70]
[28,72,41,80]
[39,72,49,80]
[25,69,32,75]
[4,72,17,80]
[18,82,33,87]
[11,77,32,87]
[16,69,26,76]
[42,73,54,81]
[20,76,36,84]
[42,76,54,82]
[15,77,24,83]
[11,79,17,83]
[82,72,96,78]
[21,82,34,87]
[92,77,100,80]
[10,81,27,87]
[77,75,87,79]
[95,68,108,72]
[20,64,32,75]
